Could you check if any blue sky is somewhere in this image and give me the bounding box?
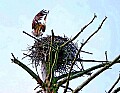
[0,0,120,93]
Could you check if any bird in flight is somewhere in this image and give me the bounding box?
[32,9,49,37]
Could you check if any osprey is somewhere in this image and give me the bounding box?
[32,9,49,37]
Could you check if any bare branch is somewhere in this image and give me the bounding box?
[23,31,40,42]
[11,53,45,90]
[57,59,109,81]
[80,16,107,50]
[60,14,97,48]
[61,85,73,92]
[112,87,120,93]
[105,51,108,62]
[81,50,93,54]
[72,55,120,93]
[58,62,111,87]
[63,16,107,93]
[107,74,120,93]
[69,58,109,63]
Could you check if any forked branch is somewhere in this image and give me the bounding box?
[73,55,120,93]
[11,53,45,90]
[63,16,107,93]
[58,61,118,87]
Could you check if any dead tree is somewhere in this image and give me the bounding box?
[11,14,120,93]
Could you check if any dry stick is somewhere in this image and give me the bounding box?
[73,55,120,93]
[107,74,120,93]
[74,43,93,55]
[11,53,45,90]
[61,85,73,92]
[81,50,93,54]
[112,87,120,93]
[105,51,108,62]
[77,59,108,62]
[69,58,109,63]
[22,53,33,59]
[23,31,40,42]
[63,16,107,93]
[60,14,97,49]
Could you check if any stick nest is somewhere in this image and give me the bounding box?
[25,35,81,74]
